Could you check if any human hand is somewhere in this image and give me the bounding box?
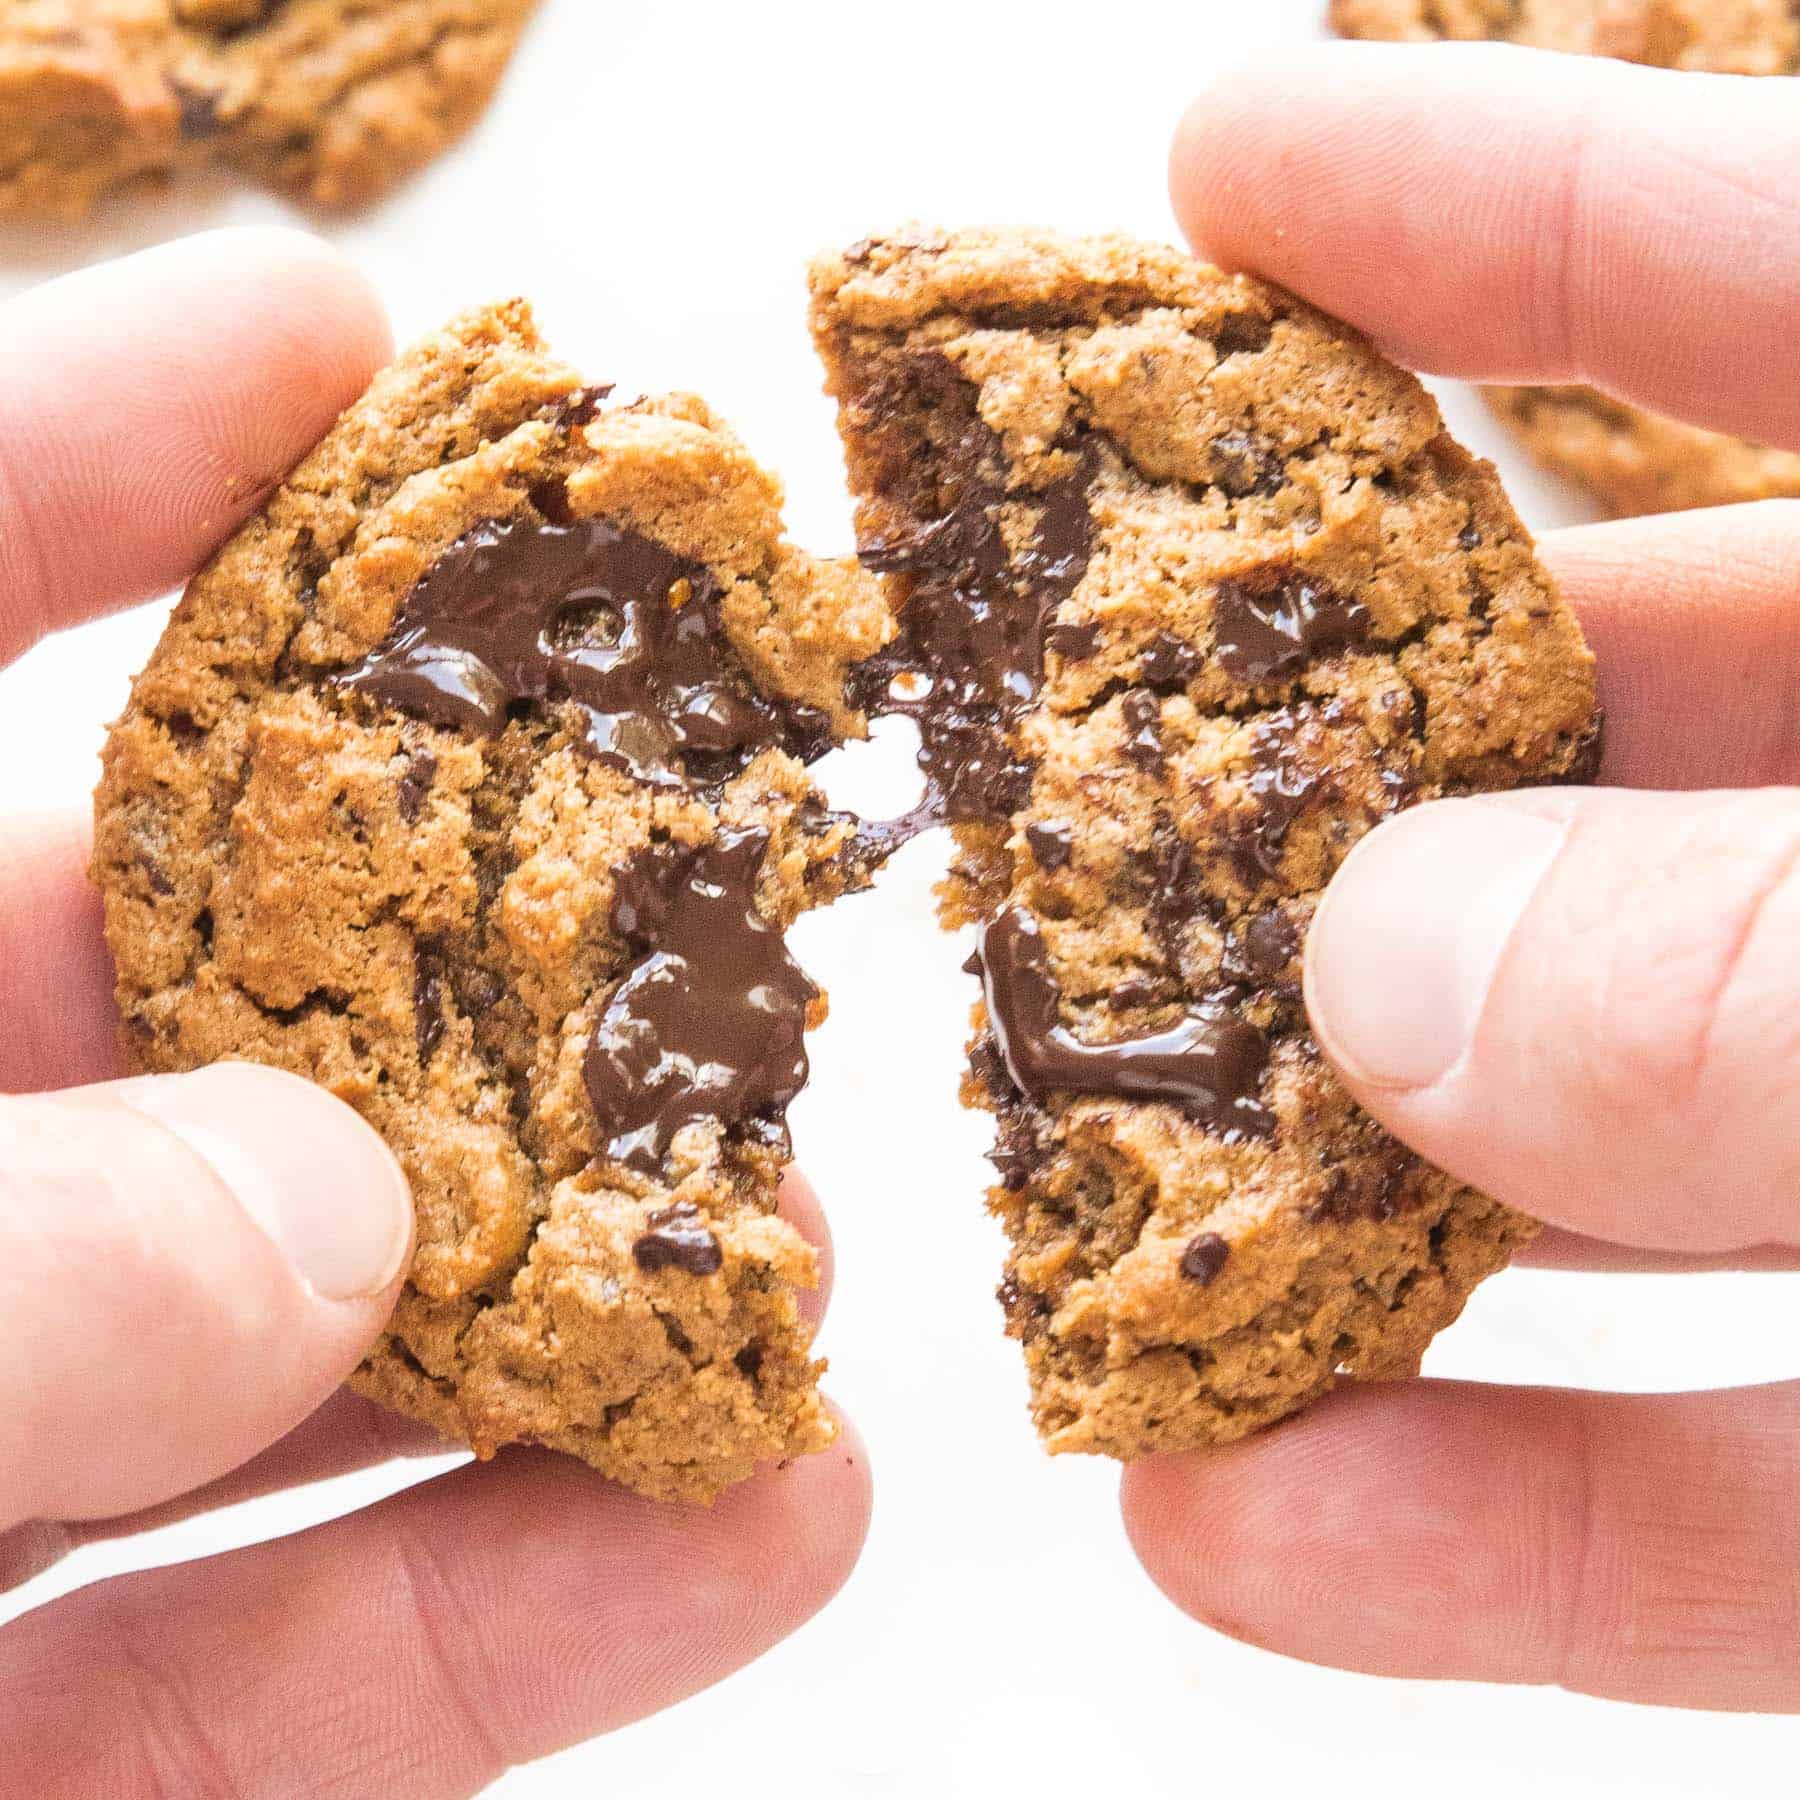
[0,231,870,1792]
[1127,43,1800,1713]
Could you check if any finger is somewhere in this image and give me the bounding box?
[1516,1228,1800,1275]
[1303,787,1800,1256]
[1544,505,1800,791]
[3,1424,873,1795]
[0,810,119,1094]
[0,1062,413,1527]
[0,819,841,1306]
[0,226,390,668]
[778,1167,833,1328]
[1169,45,1800,449]
[1123,1378,1800,1711]
[0,1390,449,1597]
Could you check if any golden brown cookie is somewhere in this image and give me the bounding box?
[811,227,1599,1460]
[0,0,539,216]
[1331,0,1800,516]
[93,300,893,1503]
[1485,385,1800,517]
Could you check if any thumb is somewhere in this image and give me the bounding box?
[1,1062,412,1528]
[1304,787,1800,1256]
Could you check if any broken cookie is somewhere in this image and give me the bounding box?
[811,226,1599,1458]
[93,300,891,1502]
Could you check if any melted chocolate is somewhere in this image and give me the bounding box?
[976,908,1272,1140]
[1214,569,1371,684]
[632,1201,724,1275]
[1234,713,1330,883]
[335,517,810,785]
[584,828,818,1174]
[851,447,1098,830]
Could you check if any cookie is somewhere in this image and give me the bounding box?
[1331,0,1800,516]
[0,0,539,217]
[1485,385,1800,518]
[1330,0,1800,68]
[810,227,1599,1459]
[93,300,892,1503]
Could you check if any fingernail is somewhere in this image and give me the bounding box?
[119,1063,412,1301]
[1305,800,1565,1091]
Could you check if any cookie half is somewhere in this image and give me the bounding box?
[94,301,891,1502]
[810,227,1599,1458]
[1331,0,1800,517]
[1,0,539,217]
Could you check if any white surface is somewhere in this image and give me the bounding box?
[0,2,1793,1794]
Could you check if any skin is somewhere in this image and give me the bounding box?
[0,229,870,1796]
[1127,42,1800,1713]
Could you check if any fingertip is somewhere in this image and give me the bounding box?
[776,1167,833,1325]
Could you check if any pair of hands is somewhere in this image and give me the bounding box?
[4,41,1798,1789]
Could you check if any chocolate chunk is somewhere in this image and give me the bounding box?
[584,828,819,1173]
[334,517,803,785]
[414,945,447,1066]
[1045,620,1100,661]
[976,908,1272,1140]
[1234,714,1329,883]
[1120,691,1164,771]
[1212,312,1273,359]
[1179,1232,1230,1285]
[1207,432,1283,500]
[1238,908,1300,984]
[1214,568,1372,683]
[851,443,1097,825]
[1140,631,1200,687]
[136,851,175,897]
[1025,821,1074,871]
[734,1343,765,1380]
[396,751,437,824]
[632,1202,724,1276]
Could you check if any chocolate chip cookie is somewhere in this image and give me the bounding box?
[1332,0,1800,517]
[811,227,1599,1459]
[93,300,892,1502]
[1,0,539,217]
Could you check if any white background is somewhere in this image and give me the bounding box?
[1,2,1794,1795]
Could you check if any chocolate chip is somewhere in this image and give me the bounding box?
[1458,523,1483,551]
[1044,619,1100,661]
[396,751,437,824]
[1238,908,1299,983]
[1212,312,1273,359]
[170,80,223,139]
[632,1202,724,1276]
[1208,431,1283,499]
[976,907,1272,1141]
[1140,631,1200,687]
[334,517,811,786]
[1214,568,1372,684]
[1120,690,1164,771]
[414,945,447,1066]
[585,829,818,1174]
[1179,1232,1230,1285]
[734,1343,765,1380]
[1025,821,1075,871]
